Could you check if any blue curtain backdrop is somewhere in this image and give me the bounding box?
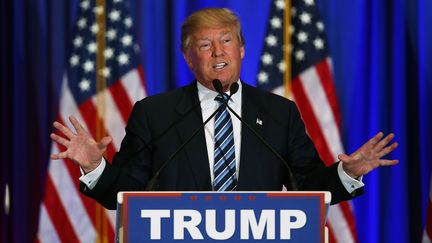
[1,0,431,242]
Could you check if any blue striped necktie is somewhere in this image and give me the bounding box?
[213,94,237,191]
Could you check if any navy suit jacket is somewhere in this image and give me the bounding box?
[81,82,361,209]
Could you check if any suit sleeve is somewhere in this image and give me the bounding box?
[284,101,363,204]
[80,100,153,209]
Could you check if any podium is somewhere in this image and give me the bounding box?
[116,191,330,243]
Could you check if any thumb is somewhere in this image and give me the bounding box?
[98,136,113,150]
[338,153,351,163]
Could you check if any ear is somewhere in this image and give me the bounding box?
[240,45,245,59]
[183,51,193,69]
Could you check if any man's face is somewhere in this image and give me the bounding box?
[183,27,245,91]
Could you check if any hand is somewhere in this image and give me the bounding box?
[338,132,399,178]
[50,116,112,173]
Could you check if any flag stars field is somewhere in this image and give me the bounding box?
[270,17,282,29]
[266,34,278,47]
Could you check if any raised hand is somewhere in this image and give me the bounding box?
[50,116,112,173]
[338,132,399,178]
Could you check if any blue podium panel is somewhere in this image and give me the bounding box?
[117,191,329,243]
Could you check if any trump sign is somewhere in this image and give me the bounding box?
[116,191,330,242]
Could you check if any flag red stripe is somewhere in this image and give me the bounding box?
[109,81,133,123]
[315,60,342,130]
[292,77,335,165]
[78,100,116,161]
[426,199,432,239]
[326,223,337,243]
[44,176,80,243]
[339,201,359,242]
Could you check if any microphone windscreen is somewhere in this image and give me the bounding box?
[212,79,223,93]
[230,82,239,95]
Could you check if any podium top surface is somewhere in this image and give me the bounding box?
[117,191,331,205]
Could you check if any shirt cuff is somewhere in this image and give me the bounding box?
[337,162,365,193]
[79,158,106,190]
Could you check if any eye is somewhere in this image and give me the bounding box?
[223,38,231,44]
[199,43,211,51]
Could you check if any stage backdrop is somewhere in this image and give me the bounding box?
[1,0,431,243]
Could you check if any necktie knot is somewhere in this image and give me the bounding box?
[215,94,229,104]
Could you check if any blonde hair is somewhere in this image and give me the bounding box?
[180,8,245,52]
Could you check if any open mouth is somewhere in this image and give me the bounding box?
[212,62,228,71]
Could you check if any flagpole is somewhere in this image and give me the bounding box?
[95,0,108,242]
[284,0,292,99]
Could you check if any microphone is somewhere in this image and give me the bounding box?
[212,79,298,191]
[145,83,238,191]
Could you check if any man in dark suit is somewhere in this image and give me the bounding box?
[50,8,398,210]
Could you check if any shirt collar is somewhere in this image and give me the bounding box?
[197,80,242,109]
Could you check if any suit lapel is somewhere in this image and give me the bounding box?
[175,83,212,189]
[237,82,266,189]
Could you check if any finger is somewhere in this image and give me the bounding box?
[50,151,68,160]
[98,136,113,150]
[53,121,75,139]
[368,132,384,145]
[373,133,395,152]
[351,132,384,157]
[377,159,399,167]
[338,153,352,163]
[50,133,70,147]
[69,116,86,135]
[377,142,399,158]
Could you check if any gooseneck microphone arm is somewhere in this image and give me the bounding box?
[145,85,238,191]
[212,79,298,191]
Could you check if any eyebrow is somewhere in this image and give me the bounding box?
[195,31,233,42]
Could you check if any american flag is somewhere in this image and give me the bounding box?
[257,0,358,242]
[423,176,432,243]
[37,0,147,242]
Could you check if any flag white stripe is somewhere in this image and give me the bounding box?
[327,204,355,243]
[37,204,61,243]
[92,91,125,149]
[59,77,90,132]
[49,146,96,243]
[423,230,432,243]
[121,69,146,104]
[106,209,117,232]
[299,67,344,159]
[326,58,334,74]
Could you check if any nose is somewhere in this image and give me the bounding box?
[212,42,224,57]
